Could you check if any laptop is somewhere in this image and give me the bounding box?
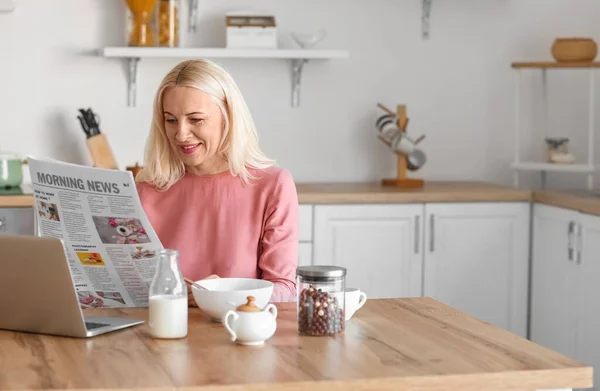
[0,235,144,338]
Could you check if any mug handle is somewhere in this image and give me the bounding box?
[357,292,367,309]
[265,303,278,319]
[223,310,239,341]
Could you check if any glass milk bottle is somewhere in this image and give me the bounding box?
[148,249,188,339]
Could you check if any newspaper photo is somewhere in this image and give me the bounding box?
[27,156,163,309]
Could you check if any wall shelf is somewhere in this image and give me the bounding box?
[99,47,349,108]
[511,62,598,190]
[511,61,600,69]
[511,162,595,173]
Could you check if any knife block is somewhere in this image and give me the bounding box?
[87,134,119,170]
[381,104,424,189]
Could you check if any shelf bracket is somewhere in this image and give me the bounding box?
[291,59,308,107]
[422,0,432,39]
[188,0,199,33]
[127,57,140,108]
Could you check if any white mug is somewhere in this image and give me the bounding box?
[345,288,367,321]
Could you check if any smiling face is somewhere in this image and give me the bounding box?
[162,86,228,175]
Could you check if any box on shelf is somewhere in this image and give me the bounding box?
[226,12,277,49]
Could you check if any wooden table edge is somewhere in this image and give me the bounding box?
[8,366,589,391]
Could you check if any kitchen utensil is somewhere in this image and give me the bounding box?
[0,153,24,188]
[190,278,274,322]
[222,296,278,346]
[406,149,427,171]
[184,277,208,291]
[551,38,598,62]
[77,108,101,138]
[77,108,119,170]
[375,103,427,187]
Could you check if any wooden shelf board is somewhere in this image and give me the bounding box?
[512,61,600,69]
[100,47,349,60]
[511,162,595,173]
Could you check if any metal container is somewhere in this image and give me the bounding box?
[296,265,346,336]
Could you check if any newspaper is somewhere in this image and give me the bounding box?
[27,156,163,309]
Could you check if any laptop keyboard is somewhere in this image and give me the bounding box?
[85,321,110,330]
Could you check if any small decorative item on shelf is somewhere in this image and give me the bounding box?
[290,29,326,49]
[225,11,277,49]
[375,103,427,188]
[125,0,158,47]
[157,0,180,47]
[551,38,598,63]
[545,137,576,164]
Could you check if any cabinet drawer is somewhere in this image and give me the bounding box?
[299,205,313,242]
[0,207,34,236]
[298,242,312,266]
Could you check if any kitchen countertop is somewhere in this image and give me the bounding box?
[0,181,532,208]
[3,180,600,216]
[0,298,591,391]
[295,181,532,204]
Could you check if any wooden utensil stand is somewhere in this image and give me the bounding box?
[381,104,424,188]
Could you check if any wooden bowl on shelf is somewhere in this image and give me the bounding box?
[551,38,598,62]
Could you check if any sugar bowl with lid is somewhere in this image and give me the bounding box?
[222,296,278,346]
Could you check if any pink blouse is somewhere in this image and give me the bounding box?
[136,166,299,302]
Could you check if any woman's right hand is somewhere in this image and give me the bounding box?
[187,274,220,308]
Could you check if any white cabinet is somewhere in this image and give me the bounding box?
[530,204,577,357]
[531,204,600,389]
[423,202,530,338]
[0,207,34,235]
[573,212,600,391]
[310,201,529,337]
[298,242,312,266]
[298,205,313,266]
[313,204,424,299]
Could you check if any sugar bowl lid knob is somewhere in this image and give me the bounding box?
[236,296,261,312]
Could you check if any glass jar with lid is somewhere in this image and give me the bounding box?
[156,0,181,47]
[296,265,346,336]
[125,0,159,47]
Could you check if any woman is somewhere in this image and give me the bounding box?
[135,59,299,304]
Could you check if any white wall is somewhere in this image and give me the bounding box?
[1,0,600,188]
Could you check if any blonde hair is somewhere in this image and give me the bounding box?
[136,59,275,191]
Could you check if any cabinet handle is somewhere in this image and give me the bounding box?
[576,222,582,265]
[429,214,435,252]
[414,215,420,254]
[567,221,574,262]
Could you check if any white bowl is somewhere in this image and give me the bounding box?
[191,278,274,321]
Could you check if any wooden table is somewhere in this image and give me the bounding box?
[0,298,592,391]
